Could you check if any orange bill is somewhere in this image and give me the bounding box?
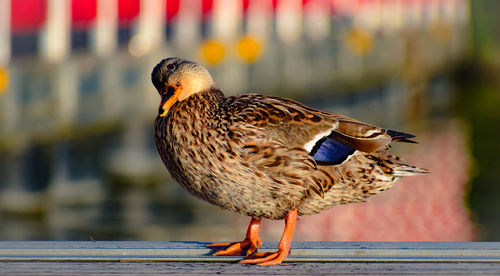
[159,85,181,117]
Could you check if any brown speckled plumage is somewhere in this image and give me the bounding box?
[152,57,427,265]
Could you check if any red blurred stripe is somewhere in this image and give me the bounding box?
[202,0,213,21]
[72,0,97,29]
[118,0,140,26]
[271,0,278,12]
[166,0,180,22]
[11,0,47,33]
[303,0,332,10]
[242,0,250,14]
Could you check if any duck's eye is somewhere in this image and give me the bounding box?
[166,63,175,70]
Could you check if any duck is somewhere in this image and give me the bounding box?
[152,57,427,266]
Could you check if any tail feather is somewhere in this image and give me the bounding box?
[387,129,418,144]
[394,165,430,176]
[386,154,429,176]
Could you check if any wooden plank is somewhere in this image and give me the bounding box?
[1,241,500,263]
[2,261,500,276]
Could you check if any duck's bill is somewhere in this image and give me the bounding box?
[158,85,180,116]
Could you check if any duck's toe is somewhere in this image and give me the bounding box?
[239,249,289,266]
[207,237,261,256]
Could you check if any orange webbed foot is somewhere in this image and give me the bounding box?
[239,248,290,266]
[240,208,297,266]
[206,217,262,256]
[207,237,262,256]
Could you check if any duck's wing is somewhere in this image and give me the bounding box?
[226,94,417,166]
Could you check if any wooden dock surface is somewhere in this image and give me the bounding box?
[1,241,500,275]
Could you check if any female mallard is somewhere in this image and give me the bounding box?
[152,57,427,266]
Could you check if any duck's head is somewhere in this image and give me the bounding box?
[152,57,216,117]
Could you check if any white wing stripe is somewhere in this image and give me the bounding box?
[303,128,335,152]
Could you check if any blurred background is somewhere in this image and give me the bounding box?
[0,0,498,242]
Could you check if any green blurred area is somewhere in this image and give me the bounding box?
[460,0,500,241]
[470,0,500,63]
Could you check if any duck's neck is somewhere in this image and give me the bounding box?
[197,87,225,107]
[175,87,225,117]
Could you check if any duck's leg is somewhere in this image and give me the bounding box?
[206,217,262,256]
[240,208,297,266]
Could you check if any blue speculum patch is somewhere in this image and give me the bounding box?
[310,138,356,165]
